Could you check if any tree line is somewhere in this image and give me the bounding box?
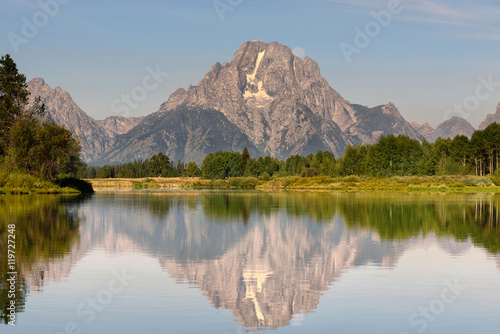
[76,152,200,179]
[79,123,500,180]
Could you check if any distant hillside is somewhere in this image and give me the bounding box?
[426,116,475,142]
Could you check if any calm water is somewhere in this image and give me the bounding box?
[1,192,500,333]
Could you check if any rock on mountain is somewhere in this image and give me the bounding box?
[478,103,500,130]
[27,78,113,163]
[410,122,434,138]
[97,106,260,166]
[347,103,422,144]
[96,115,144,137]
[426,116,475,142]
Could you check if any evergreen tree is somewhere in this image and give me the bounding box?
[241,147,250,174]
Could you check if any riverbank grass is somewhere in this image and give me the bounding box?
[0,170,83,195]
[86,175,500,192]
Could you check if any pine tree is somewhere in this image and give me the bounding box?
[241,147,250,174]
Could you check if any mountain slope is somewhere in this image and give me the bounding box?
[426,116,475,142]
[27,78,113,163]
[348,103,422,144]
[98,106,260,166]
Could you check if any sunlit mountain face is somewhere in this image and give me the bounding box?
[2,193,499,332]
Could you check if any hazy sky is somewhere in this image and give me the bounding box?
[1,0,499,127]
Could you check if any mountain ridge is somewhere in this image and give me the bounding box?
[26,41,498,166]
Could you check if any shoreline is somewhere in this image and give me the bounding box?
[86,175,500,193]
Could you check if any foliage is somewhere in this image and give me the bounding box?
[184,161,201,177]
[0,54,82,181]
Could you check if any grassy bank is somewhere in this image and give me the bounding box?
[88,177,212,191]
[258,175,500,192]
[87,175,500,192]
[0,171,89,195]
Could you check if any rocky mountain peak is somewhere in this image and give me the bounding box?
[28,77,45,88]
[158,40,358,159]
[410,122,434,138]
[382,102,402,118]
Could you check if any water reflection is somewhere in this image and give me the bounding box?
[0,195,89,324]
[1,192,499,331]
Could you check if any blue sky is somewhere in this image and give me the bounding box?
[1,0,499,127]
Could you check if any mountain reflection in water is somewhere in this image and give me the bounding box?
[1,192,499,331]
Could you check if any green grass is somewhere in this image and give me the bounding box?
[0,170,80,194]
[88,175,500,193]
[257,175,500,192]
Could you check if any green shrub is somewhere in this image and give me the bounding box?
[461,176,494,187]
[259,172,271,181]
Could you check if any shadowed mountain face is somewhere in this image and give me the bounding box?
[96,107,260,166]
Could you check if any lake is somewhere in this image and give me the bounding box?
[1,192,500,333]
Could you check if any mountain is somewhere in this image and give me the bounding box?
[426,116,475,142]
[28,41,426,165]
[478,103,500,130]
[160,41,354,159]
[97,107,260,166]
[159,40,420,159]
[347,103,422,144]
[95,115,144,137]
[410,122,434,138]
[27,78,113,163]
